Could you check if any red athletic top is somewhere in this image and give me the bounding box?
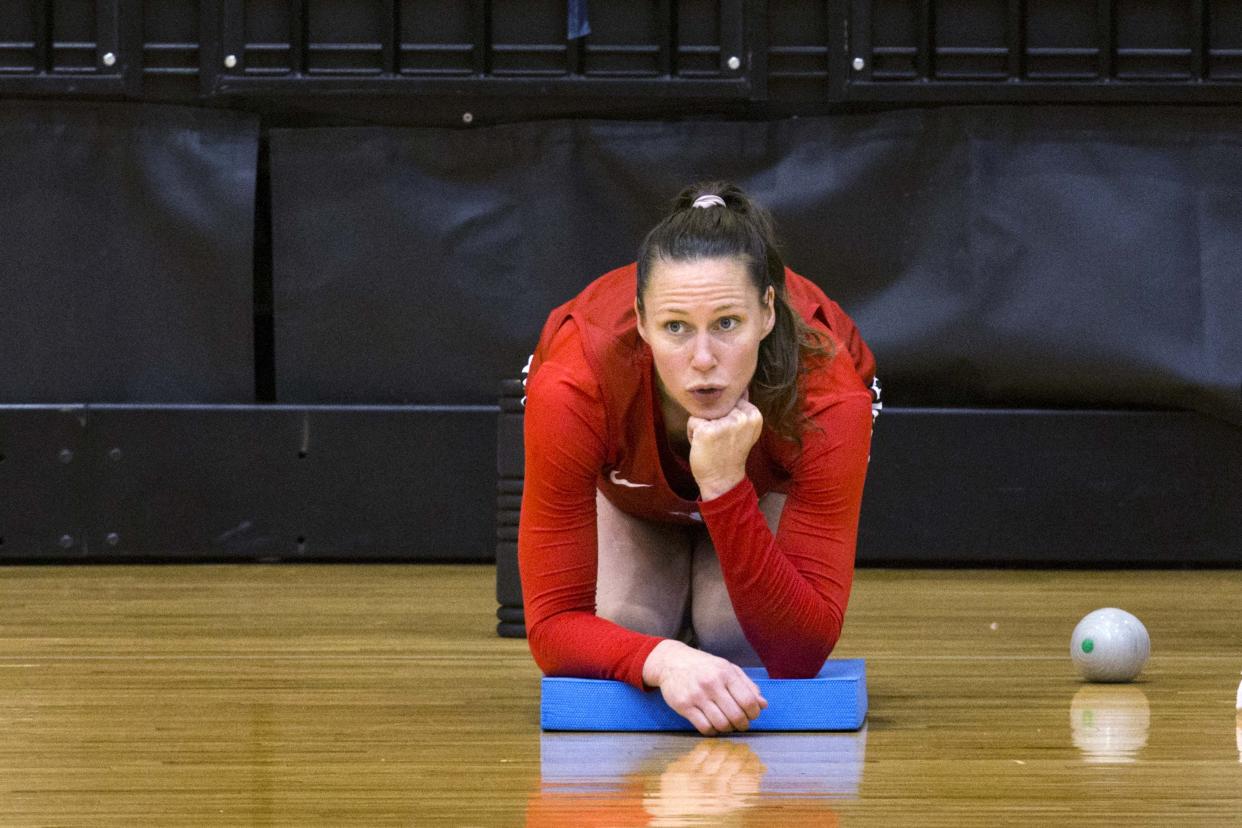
[519,262,877,689]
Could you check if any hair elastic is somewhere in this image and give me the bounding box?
[691,194,727,209]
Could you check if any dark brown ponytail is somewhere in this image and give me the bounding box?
[636,181,834,443]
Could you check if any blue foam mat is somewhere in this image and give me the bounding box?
[541,658,867,731]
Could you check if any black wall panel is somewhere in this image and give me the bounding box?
[269,109,1242,430]
[846,0,1242,101]
[0,409,91,557]
[209,0,750,100]
[4,6,1241,567]
[0,405,495,561]
[0,0,125,96]
[494,404,1242,634]
[0,102,259,403]
[7,2,1242,111]
[858,409,1242,565]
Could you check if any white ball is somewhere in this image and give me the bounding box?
[1070,608,1150,683]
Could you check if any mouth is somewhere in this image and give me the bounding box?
[688,386,725,405]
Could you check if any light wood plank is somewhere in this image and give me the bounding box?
[0,566,1238,826]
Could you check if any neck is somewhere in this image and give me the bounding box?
[653,375,691,455]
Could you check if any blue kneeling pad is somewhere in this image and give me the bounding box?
[541,658,866,732]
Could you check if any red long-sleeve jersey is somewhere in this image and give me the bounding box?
[519,263,876,689]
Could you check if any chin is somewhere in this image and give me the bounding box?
[684,390,741,420]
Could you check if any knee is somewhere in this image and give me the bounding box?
[691,605,761,667]
[597,594,684,639]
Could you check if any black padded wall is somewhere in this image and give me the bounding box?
[0,404,494,561]
[269,108,1242,427]
[5,2,1242,565]
[0,102,259,403]
[6,1,1242,112]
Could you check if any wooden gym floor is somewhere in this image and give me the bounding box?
[0,565,1238,826]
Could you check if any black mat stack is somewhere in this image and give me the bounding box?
[496,380,527,637]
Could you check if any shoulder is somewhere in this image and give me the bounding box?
[532,262,639,369]
[552,262,638,333]
[783,268,833,322]
[528,319,602,409]
[524,321,610,469]
[784,268,858,338]
[801,331,874,424]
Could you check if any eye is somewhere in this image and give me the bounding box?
[716,317,739,331]
[664,320,686,335]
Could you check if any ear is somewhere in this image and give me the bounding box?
[762,286,776,337]
[634,298,650,344]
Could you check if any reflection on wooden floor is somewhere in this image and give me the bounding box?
[0,565,1239,826]
[532,731,861,825]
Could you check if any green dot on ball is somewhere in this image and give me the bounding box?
[1081,638,1094,654]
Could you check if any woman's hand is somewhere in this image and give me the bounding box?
[686,397,764,500]
[642,640,768,736]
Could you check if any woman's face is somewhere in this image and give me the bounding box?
[636,256,775,424]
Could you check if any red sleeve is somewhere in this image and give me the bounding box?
[518,325,663,689]
[697,360,873,678]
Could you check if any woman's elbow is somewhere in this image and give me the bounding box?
[762,619,842,678]
[524,619,561,676]
[765,641,835,679]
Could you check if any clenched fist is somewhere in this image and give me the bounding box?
[686,397,764,500]
[642,640,768,736]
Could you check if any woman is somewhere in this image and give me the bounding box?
[519,182,878,736]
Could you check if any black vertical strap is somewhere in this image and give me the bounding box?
[97,0,121,75]
[744,0,767,100]
[33,0,50,74]
[847,0,872,86]
[826,0,848,98]
[382,0,397,76]
[1191,0,1206,80]
[472,0,488,76]
[253,134,275,403]
[566,6,583,77]
[118,0,143,94]
[719,0,744,76]
[916,0,934,80]
[291,0,306,76]
[1097,0,1113,80]
[1007,0,1024,80]
[660,0,675,77]
[200,0,222,96]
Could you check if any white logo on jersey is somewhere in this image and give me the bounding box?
[609,470,652,488]
[520,354,533,407]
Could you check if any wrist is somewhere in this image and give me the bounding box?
[696,473,744,501]
[642,639,683,688]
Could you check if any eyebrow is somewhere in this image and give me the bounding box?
[656,303,744,315]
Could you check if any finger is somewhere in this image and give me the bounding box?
[686,416,704,443]
[733,663,762,699]
[687,708,717,737]
[738,668,767,710]
[715,692,752,733]
[726,675,764,721]
[701,700,737,734]
[745,674,766,705]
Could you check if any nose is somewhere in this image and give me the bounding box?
[690,332,716,372]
